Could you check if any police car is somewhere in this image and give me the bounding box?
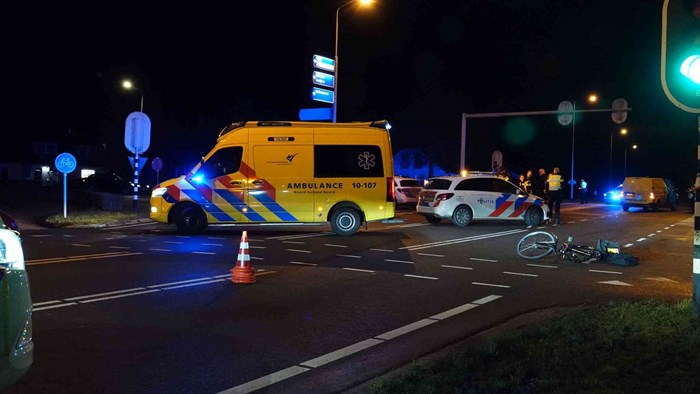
[416,172,550,227]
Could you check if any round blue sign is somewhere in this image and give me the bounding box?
[55,152,77,174]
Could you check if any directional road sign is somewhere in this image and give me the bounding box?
[312,54,335,72]
[312,71,335,88]
[124,111,151,154]
[311,87,335,104]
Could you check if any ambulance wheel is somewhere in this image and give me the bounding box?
[452,205,473,227]
[330,208,361,236]
[524,206,544,226]
[175,205,207,234]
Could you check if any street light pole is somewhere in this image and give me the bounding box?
[609,128,628,189]
[569,94,597,200]
[332,0,374,124]
[570,100,577,201]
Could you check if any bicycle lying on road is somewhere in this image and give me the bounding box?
[515,230,602,263]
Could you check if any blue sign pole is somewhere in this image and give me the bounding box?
[55,152,77,218]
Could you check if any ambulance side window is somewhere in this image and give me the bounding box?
[314,145,383,177]
[199,147,243,178]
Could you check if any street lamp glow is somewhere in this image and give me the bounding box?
[620,128,628,135]
[121,79,144,112]
[333,0,375,123]
[588,94,598,103]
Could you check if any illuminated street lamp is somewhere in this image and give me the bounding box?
[333,0,374,123]
[121,79,144,112]
[624,144,638,177]
[609,127,628,189]
[569,94,598,200]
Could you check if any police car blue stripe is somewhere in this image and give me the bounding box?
[512,196,527,210]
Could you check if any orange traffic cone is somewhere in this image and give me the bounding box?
[231,231,256,284]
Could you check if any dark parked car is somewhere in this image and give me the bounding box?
[77,173,150,196]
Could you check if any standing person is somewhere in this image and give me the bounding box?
[579,178,588,204]
[518,174,528,191]
[525,169,536,194]
[546,167,563,225]
[537,168,548,198]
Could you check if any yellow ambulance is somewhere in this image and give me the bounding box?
[150,120,397,235]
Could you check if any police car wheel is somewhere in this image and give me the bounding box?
[451,205,472,227]
[330,208,361,236]
[426,216,442,224]
[176,205,207,234]
[524,206,543,226]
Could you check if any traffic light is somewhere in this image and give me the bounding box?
[661,0,700,112]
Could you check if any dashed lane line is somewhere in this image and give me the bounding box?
[218,295,502,394]
[441,265,473,270]
[503,271,538,277]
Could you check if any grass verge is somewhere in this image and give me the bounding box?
[44,210,145,227]
[369,299,699,393]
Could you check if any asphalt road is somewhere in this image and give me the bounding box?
[2,198,694,393]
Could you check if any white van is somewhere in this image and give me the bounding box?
[621,177,678,212]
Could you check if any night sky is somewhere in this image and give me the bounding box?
[8,0,699,193]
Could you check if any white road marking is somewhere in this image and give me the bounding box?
[161,279,226,290]
[108,246,131,249]
[342,267,374,273]
[526,263,558,269]
[283,241,305,244]
[589,269,622,275]
[470,257,497,262]
[337,254,361,258]
[402,228,526,251]
[203,243,223,246]
[249,245,266,249]
[149,248,171,252]
[218,366,310,394]
[404,274,438,280]
[287,249,312,253]
[80,289,162,303]
[636,238,647,242]
[289,261,317,266]
[193,251,216,255]
[472,282,510,288]
[385,259,414,264]
[147,278,217,288]
[624,243,634,247]
[664,227,670,230]
[164,241,183,244]
[71,243,91,247]
[28,234,51,238]
[300,339,384,368]
[656,230,662,233]
[648,234,655,237]
[441,265,473,270]
[597,280,632,286]
[644,277,679,283]
[503,271,538,277]
[219,295,501,393]
[417,253,444,257]
[375,319,437,340]
[370,248,393,252]
[266,233,331,240]
[250,256,265,260]
[324,244,347,248]
[208,237,227,240]
[33,303,79,311]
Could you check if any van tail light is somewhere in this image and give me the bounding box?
[387,177,395,202]
[649,192,655,200]
[435,193,454,201]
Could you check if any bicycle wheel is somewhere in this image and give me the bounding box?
[516,231,557,259]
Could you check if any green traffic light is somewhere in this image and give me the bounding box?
[680,55,700,84]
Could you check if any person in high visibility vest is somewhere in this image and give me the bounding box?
[546,167,563,225]
[579,178,588,204]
